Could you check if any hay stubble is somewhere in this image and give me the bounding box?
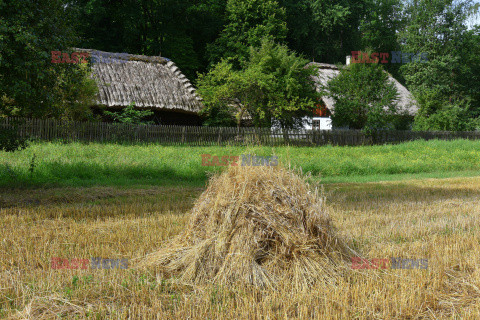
[1,177,480,318]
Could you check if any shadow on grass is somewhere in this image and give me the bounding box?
[0,162,212,189]
[325,179,480,210]
[0,185,204,210]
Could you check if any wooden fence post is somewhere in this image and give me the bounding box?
[181,126,186,144]
[217,128,223,145]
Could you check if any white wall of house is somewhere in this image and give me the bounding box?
[271,116,333,132]
[302,117,333,131]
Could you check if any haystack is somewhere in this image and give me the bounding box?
[139,164,354,289]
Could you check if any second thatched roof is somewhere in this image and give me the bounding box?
[308,63,418,116]
[76,48,203,114]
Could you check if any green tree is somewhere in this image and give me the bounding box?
[0,0,97,120]
[0,122,29,152]
[185,0,228,77]
[279,0,369,63]
[412,92,479,131]
[71,0,226,81]
[196,61,239,127]
[398,0,480,130]
[52,62,98,121]
[207,0,288,67]
[359,0,404,79]
[198,39,320,130]
[326,62,400,135]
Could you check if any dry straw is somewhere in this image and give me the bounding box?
[138,164,355,290]
[8,295,93,320]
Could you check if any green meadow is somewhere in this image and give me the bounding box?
[1,139,480,188]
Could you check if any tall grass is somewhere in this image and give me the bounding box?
[2,139,480,188]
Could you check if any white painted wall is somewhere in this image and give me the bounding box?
[271,116,333,133]
[303,117,332,130]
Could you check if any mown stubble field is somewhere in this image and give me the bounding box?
[1,177,480,319]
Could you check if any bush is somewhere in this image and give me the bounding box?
[198,38,319,130]
[0,126,29,152]
[326,61,400,135]
[103,103,154,125]
[413,91,479,131]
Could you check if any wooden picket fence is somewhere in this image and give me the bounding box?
[2,117,480,147]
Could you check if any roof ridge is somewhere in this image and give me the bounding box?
[73,48,170,64]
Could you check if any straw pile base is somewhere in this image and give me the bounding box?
[139,164,354,290]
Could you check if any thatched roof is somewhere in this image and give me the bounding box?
[76,49,203,114]
[308,63,418,116]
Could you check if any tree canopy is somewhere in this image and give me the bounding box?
[1,0,479,131]
[326,62,400,134]
[398,0,480,130]
[198,39,319,130]
[0,0,97,120]
[207,0,288,67]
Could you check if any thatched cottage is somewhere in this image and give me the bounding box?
[306,60,418,130]
[76,49,203,125]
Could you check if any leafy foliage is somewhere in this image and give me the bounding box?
[359,0,404,78]
[360,0,402,53]
[326,62,399,135]
[52,62,99,121]
[413,92,479,131]
[70,0,227,80]
[1,0,479,132]
[103,103,154,125]
[207,0,287,67]
[198,39,319,129]
[197,62,238,127]
[0,0,97,120]
[280,0,370,64]
[0,122,29,152]
[398,0,480,131]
